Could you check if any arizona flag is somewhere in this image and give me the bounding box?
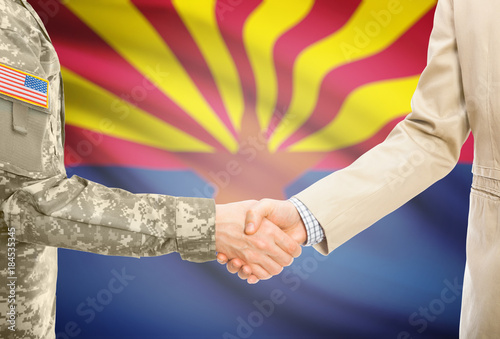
[31,1,471,338]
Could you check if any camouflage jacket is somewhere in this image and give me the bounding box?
[0,1,215,338]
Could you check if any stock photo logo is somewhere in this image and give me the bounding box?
[33,0,473,201]
[31,0,474,338]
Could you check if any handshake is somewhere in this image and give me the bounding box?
[215,199,308,284]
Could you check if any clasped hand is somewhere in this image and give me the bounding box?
[215,199,307,284]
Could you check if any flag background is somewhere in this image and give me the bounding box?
[29,0,472,338]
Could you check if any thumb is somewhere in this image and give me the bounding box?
[245,199,273,235]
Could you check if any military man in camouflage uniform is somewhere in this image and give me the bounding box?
[0,1,301,337]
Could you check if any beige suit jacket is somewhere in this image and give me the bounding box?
[296,0,499,336]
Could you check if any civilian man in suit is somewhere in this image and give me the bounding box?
[220,0,499,336]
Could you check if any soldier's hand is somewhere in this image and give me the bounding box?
[217,198,307,283]
[215,201,301,282]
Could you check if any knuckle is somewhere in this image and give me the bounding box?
[227,263,238,273]
[254,239,268,251]
[263,227,274,236]
[287,242,298,255]
[248,206,260,216]
[246,251,258,264]
[243,266,252,275]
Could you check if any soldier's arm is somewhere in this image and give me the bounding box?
[1,174,215,262]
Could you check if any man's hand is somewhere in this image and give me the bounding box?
[215,200,301,281]
[246,199,307,244]
[217,199,307,283]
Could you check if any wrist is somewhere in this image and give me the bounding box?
[214,204,226,253]
[288,197,323,246]
[176,197,216,262]
[296,219,308,245]
[284,200,307,245]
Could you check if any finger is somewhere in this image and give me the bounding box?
[247,275,260,284]
[217,253,228,264]
[237,265,252,280]
[247,264,273,280]
[252,253,284,278]
[227,258,244,274]
[257,220,298,267]
[265,245,295,268]
[274,228,302,258]
[245,199,274,235]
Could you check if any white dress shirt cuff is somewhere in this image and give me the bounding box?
[289,197,325,246]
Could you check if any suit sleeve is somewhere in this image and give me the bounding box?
[295,0,470,255]
[0,174,215,262]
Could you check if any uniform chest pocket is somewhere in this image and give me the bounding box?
[0,95,50,176]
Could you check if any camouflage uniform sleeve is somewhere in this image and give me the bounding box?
[0,174,216,262]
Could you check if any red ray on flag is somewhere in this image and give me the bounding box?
[30,0,472,202]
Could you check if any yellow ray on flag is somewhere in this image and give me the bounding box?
[289,75,419,152]
[62,67,213,152]
[269,0,436,152]
[243,0,314,131]
[172,0,244,131]
[65,0,237,152]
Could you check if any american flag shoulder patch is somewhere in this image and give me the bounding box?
[0,62,49,109]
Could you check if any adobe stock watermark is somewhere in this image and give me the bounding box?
[382,75,500,192]
[5,225,17,332]
[216,0,244,21]
[193,110,296,199]
[397,277,462,339]
[32,0,71,26]
[192,131,269,198]
[222,250,327,339]
[340,0,405,61]
[55,267,135,339]
[383,136,438,192]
